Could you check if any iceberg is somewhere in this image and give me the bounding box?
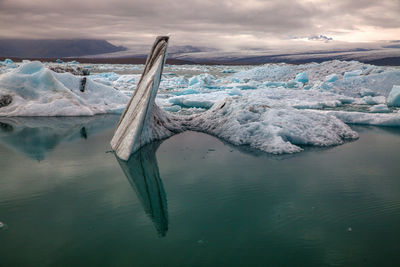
[0,61,129,116]
[110,36,183,160]
[343,70,362,79]
[387,85,400,107]
[187,97,358,154]
[369,104,390,113]
[325,74,338,83]
[295,72,308,83]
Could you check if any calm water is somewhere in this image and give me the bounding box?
[0,116,400,266]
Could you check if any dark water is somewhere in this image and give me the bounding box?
[0,116,400,266]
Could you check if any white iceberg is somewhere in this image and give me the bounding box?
[387,85,400,107]
[369,104,390,113]
[0,61,129,116]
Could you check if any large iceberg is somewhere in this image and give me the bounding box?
[0,61,128,116]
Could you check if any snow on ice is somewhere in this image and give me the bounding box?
[1,59,400,155]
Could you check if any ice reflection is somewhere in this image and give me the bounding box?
[0,115,119,160]
[116,142,168,237]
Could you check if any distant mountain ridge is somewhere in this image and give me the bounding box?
[0,39,127,58]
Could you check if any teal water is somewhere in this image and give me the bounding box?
[0,116,400,266]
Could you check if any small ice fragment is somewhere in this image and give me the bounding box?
[360,89,375,97]
[343,70,362,79]
[369,104,390,113]
[387,85,400,107]
[295,72,308,83]
[325,74,338,83]
[222,69,235,73]
[265,81,287,88]
[348,227,352,232]
[0,222,4,228]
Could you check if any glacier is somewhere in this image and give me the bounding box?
[1,48,400,158]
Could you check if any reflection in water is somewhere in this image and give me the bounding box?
[0,115,119,160]
[116,142,168,237]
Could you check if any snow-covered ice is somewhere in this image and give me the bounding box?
[0,61,129,116]
[1,59,400,155]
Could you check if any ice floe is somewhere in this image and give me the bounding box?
[387,85,400,107]
[0,61,129,116]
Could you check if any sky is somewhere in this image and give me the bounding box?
[0,0,399,50]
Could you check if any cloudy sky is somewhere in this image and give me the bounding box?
[0,0,399,50]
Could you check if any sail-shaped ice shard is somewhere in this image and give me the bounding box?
[111,36,178,160]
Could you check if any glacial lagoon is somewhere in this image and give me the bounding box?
[0,116,400,266]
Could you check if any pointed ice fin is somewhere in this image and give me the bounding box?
[111,36,169,160]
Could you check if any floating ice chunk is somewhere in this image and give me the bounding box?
[0,61,128,116]
[387,85,400,107]
[222,68,236,73]
[188,73,215,87]
[265,81,287,88]
[4,59,13,64]
[320,82,333,90]
[343,70,362,79]
[325,74,338,83]
[357,96,386,105]
[360,89,375,97]
[236,84,257,90]
[287,81,303,89]
[369,104,390,113]
[56,59,64,64]
[320,110,400,126]
[2,58,17,69]
[161,76,188,89]
[228,89,242,96]
[295,72,308,83]
[173,88,199,95]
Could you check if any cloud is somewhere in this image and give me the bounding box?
[308,35,333,42]
[0,0,399,50]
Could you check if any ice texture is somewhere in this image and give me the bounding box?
[2,58,400,157]
[186,97,358,154]
[369,104,390,113]
[295,72,308,83]
[387,85,400,107]
[0,61,128,116]
[325,74,338,82]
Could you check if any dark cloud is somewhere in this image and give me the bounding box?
[0,0,399,49]
[308,35,333,42]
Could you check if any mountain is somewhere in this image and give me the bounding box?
[0,39,127,58]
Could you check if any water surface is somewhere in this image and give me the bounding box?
[0,116,400,266]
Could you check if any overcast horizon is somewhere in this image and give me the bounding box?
[0,0,399,51]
